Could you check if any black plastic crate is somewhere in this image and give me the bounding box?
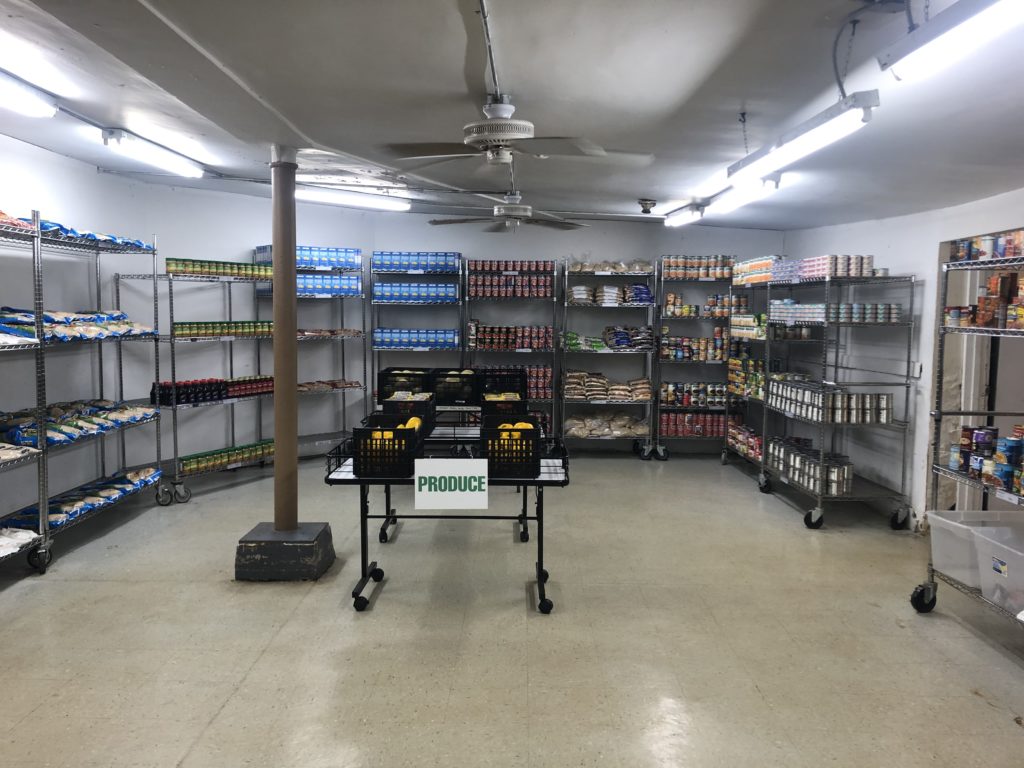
[376,367,430,404]
[479,368,528,402]
[480,414,541,479]
[352,413,423,478]
[481,398,528,417]
[382,395,437,435]
[430,368,480,406]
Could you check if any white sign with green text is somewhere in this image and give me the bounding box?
[414,458,489,510]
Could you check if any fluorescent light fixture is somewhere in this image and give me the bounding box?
[0,31,80,98]
[0,69,57,118]
[727,90,879,186]
[663,206,703,228]
[102,129,204,178]
[295,186,411,212]
[877,0,1024,83]
[690,169,730,200]
[705,179,780,216]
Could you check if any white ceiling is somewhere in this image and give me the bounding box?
[1,0,1022,230]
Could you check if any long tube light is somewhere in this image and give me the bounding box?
[295,186,411,212]
[102,129,204,178]
[877,0,1024,83]
[0,69,57,118]
[705,179,780,216]
[663,206,703,228]
[727,90,879,186]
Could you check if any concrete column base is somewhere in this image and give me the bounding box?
[235,522,336,581]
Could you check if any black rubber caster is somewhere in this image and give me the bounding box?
[804,511,824,529]
[910,585,936,613]
[654,447,669,461]
[174,485,192,504]
[539,568,549,583]
[370,567,385,583]
[720,451,729,465]
[632,440,643,455]
[519,529,530,543]
[155,486,174,506]
[758,477,772,494]
[890,511,907,530]
[27,548,52,574]
[538,599,553,614]
[379,531,389,544]
[353,596,369,612]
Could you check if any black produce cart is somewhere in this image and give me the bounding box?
[325,425,569,614]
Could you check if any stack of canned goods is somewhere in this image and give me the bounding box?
[467,322,554,351]
[659,328,729,361]
[950,424,1024,495]
[468,259,555,273]
[659,382,734,409]
[728,358,766,400]
[767,437,854,496]
[827,303,903,324]
[660,412,733,438]
[172,321,272,338]
[525,366,553,400]
[794,254,875,280]
[166,258,272,280]
[951,231,1024,262]
[180,440,274,476]
[469,272,554,299]
[767,379,894,424]
[662,255,734,280]
[727,423,763,461]
[663,293,740,319]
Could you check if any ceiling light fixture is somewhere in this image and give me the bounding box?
[727,90,879,186]
[0,69,57,118]
[663,206,704,228]
[295,186,412,212]
[705,178,781,216]
[877,0,1024,83]
[101,128,204,178]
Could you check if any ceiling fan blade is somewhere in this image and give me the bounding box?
[592,150,655,167]
[485,221,515,233]
[396,155,480,172]
[428,217,495,226]
[510,137,606,157]
[386,142,477,158]
[523,218,588,230]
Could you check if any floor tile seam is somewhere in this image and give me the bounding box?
[172,579,314,768]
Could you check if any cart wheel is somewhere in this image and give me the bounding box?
[654,446,669,461]
[155,485,174,506]
[353,596,369,612]
[720,451,729,465]
[538,598,553,614]
[910,585,936,613]
[758,477,772,494]
[450,445,460,457]
[379,531,389,544]
[174,485,192,504]
[519,529,530,543]
[539,568,549,583]
[632,440,642,455]
[803,511,824,530]
[27,548,52,574]
[370,567,385,583]
[890,510,907,530]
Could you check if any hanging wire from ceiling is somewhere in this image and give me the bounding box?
[831,2,877,98]
[904,0,918,31]
[738,111,750,155]
[924,0,931,21]
[478,0,503,98]
[842,19,860,81]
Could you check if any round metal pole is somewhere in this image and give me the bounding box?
[272,145,299,531]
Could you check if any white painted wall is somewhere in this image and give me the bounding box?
[0,133,783,517]
[781,186,1024,523]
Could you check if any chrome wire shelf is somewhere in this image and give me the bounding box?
[0,451,41,474]
[944,255,1024,271]
[941,326,1024,338]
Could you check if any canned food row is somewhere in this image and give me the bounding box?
[468,274,554,298]
[659,412,732,437]
[767,438,854,496]
[167,258,270,279]
[467,323,554,351]
[181,440,274,476]
[468,259,556,273]
[767,382,893,424]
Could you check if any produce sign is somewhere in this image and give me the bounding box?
[415,458,488,510]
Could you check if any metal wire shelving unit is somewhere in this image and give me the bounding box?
[1,213,158,573]
[913,250,1024,619]
[652,256,734,460]
[561,261,656,456]
[753,275,915,529]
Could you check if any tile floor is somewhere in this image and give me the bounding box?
[1,456,1023,767]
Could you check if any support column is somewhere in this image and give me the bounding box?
[234,145,335,582]
[272,145,299,532]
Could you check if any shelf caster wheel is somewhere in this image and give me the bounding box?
[720,451,729,465]
[27,548,51,575]
[654,446,668,461]
[173,485,192,504]
[353,596,369,612]
[379,531,389,544]
[910,585,936,613]
[538,598,553,614]
[890,510,908,530]
[539,568,549,583]
[632,440,643,455]
[758,476,772,494]
[804,511,824,530]
[155,486,174,506]
[370,568,385,583]
[519,530,530,543]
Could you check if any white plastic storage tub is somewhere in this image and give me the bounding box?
[928,510,986,589]
[974,526,1024,617]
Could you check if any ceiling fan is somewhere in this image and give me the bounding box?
[429,191,588,232]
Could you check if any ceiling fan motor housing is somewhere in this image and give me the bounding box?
[493,203,533,219]
[464,118,535,149]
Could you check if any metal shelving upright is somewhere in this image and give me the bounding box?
[913,250,1024,618]
[756,275,915,529]
[1,213,159,573]
[465,259,560,433]
[561,260,656,457]
[722,281,769,471]
[652,255,733,460]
